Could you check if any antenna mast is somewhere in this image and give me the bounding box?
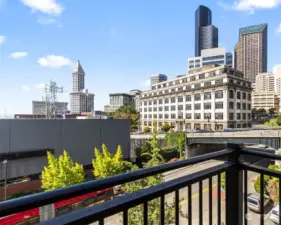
[44,80,64,119]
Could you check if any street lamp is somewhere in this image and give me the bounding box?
[2,159,8,200]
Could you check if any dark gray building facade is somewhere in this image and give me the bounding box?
[0,119,130,180]
[195,5,218,57]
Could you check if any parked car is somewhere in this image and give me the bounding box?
[247,193,270,213]
[270,204,279,224]
[223,128,233,132]
[198,129,209,133]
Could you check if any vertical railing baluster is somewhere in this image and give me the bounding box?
[99,218,104,225]
[260,173,264,225]
[279,178,281,225]
[244,170,248,225]
[123,208,128,225]
[160,195,165,225]
[209,177,212,225]
[144,201,148,225]
[175,189,179,225]
[199,181,203,225]
[188,185,192,225]
[217,174,221,225]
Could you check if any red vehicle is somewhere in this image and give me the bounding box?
[0,188,114,225]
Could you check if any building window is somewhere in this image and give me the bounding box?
[164,98,169,104]
[195,83,201,89]
[178,87,183,92]
[159,107,163,111]
[237,103,241,110]
[248,113,251,119]
[237,92,241,99]
[171,97,176,103]
[171,89,175,93]
[204,103,211,109]
[158,122,162,127]
[194,124,201,130]
[153,107,157,111]
[199,74,205,79]
[248,104,251,110]
[191,76,196,81]
[215,79,223,85]
[194,93,201,101]
[153,114,157,119]
[149,101,152,105]
[204,82,211,87]
[248,93,251,101]
[215,113,223,120]
[186,104,192,110]
[149,107,152,112]
[194,104,201,110]
[242,103,246,110]
[144,108,147,112]
[229,90,234,99]
[171,114,176,119]
[165,90,169,94]
[229,113,234,120]
[144,101,147,106]
[229,102,234,109]
[178,105,183,110]
[242,113,246,120]
[237,113,241,120]
[186,123,191,130]
[164,114,169,119]
[204,113,211,120]
[144,115,147,119]
[164,106,169,111]
[171,106,176,111]
[242,92,246,100]
[153,100,157,105]
[215,90,223,98]
[149,114,152,119]
[186,86,191,91]
[178,96,183,102]
[159,91,163,95]
[186,113,192,119]
[204,92,211,100]
[159,99,163,104]
[194,113,201,119]
[144,121,147,126]
[178,113,183,119]
[186,95,191,101]
[148,122,152,126]
[159,114,163,119]
[215,102,223,109]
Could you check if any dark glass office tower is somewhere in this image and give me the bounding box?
[195,5,218,57]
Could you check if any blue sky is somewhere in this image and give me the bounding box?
[0,0,281,115]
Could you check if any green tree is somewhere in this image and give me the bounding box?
[276,116,281,126]
[252,108,257,119]
[268,108,275,116]
[164,132,185,158]
[93,144,127,179]
[143,126,151,133]
[123,124,186,224]
[114,105,139,129]
[41,151,85,191]
[161,123,171,132]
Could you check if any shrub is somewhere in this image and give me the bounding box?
[276,116,281,126]
[143,127,151,133]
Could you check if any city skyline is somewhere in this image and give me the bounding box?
[0,0,281,115]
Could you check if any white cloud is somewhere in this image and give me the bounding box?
[276,22,281,33]
[36,83,45,89]
[22,85,31,91]
[37,17,56,25]
[20,0,63,16]
[37,55,72,68]
[233,0,281,13]
[0,36,5,45]
[9,52,28,59]
[217,0,232,10]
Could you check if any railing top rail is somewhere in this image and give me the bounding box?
[242,162,281,178]
[0,148,233,217]
[241,148,281,161]
[39,163,233,225]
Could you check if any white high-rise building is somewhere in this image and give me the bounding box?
[255,72,274,92]
[274,65,281,95]
[70,61,95,114]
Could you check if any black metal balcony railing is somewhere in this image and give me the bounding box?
[1,143,281,225]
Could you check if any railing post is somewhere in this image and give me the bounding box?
[225,143,243,225]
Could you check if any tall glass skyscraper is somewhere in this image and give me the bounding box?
[195,5,218,57]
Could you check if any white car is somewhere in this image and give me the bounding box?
[270,204,279,224]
